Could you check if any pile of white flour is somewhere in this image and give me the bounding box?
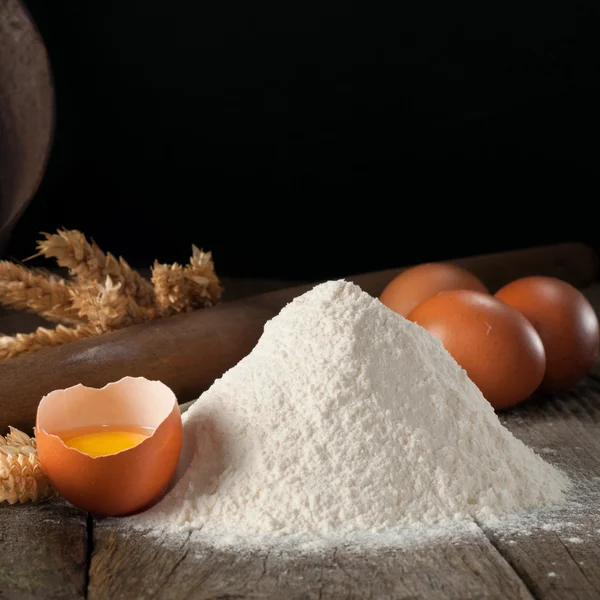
[134,280,567,536]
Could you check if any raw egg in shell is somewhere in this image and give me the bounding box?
[36,376,183,516]
[408,290,546,410]
[496,276,600,393]
[379,262,489,317]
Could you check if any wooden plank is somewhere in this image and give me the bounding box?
[89,522,532,600]
[87,283,600,600]
[481,383,600,600]
[89,385,600,600]
[0,499,88,600]
[475,283,600,599]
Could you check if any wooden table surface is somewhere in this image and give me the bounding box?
[2,282,600,600]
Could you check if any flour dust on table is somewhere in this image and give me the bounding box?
[130,280,567,538]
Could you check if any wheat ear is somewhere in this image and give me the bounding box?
[0,324,97,360]
[36,229,156,308]
[152,246,222,315]
[0,261,82,324]
[1,428,54,504]
[184,245,223,307]
[71,276,150,331]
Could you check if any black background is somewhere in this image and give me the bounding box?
[5,0,600,279]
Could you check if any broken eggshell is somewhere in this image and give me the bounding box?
[36,376,183,516]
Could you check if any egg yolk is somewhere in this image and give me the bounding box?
[65,431,149,457]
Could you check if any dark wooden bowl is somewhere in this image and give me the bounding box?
[0,0,54,251]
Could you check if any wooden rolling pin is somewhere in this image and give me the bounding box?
[1,242,597,430]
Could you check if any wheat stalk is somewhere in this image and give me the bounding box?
[0,428,54,504]
[0,261,82,324]
[0,324,97,360]
[0,233,222,360]
[36,229,156,309]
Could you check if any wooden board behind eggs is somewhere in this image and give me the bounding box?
[380,264,600,410]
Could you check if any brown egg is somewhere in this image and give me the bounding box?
[495,276,600,393]
[379,263,489,317]
[36,377,183,516]
[408,290,546,409]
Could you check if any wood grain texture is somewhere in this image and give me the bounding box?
[481,381,600,600]
[4,277,600,599]
[84,286,600,600]
[1,242,597,431]
[0,0,54,250]
[0,499,87,599]
[86,383,600,600]
[89,524,532,600]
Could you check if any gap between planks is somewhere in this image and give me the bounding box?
[84,513,94,600]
